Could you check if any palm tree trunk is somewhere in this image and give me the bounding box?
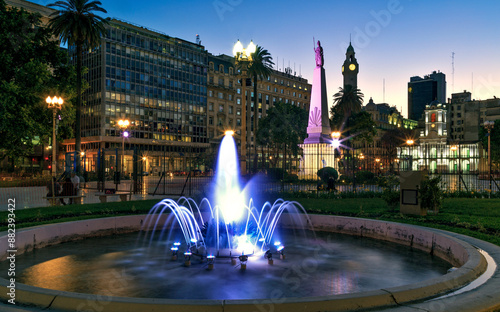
[253,73,258,173]
[75,43,82,174]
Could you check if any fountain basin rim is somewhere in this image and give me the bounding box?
[0,214,496,312]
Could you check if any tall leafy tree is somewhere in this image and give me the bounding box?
[0,1,76,169]
[236,45,274,173]
[380,127,413,173]
[256,102,308,173]
[48,0,108,173]
[330,85,365,185]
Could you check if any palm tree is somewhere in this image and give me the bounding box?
[331,85,364,190]
[246,46,274,172]
[48,0,108,173]
[332,84,364,120]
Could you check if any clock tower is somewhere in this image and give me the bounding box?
[342,42,359,90]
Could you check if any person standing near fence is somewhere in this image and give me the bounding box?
[71,172,80,197]
[61,177,73,205]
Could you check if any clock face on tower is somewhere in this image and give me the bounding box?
[349,64,356,71]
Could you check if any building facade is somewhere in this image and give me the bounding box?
[448,90,500,143]
[408,71,446,121]
[5,0,55,26]
[209,53,311,173]
[358,98,417,173]
[64,18,209,175]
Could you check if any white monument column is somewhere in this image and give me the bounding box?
[299,41,336,179]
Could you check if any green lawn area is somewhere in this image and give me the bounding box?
[293,197,500,246]
[1,197,499,246]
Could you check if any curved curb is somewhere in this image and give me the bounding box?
[0,214,495,311]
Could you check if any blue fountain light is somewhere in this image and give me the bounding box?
[145,133,312,259]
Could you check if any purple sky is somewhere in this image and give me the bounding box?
[32,0,500,118]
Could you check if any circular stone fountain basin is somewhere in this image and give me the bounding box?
[6,231,451,300]
[0,214,491,312]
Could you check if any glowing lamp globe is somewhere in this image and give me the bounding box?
[247,41,256,54]
[233,40,243,56]
[332,139,340,149]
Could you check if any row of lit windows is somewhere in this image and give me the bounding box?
[105,81,206,105]
[105,65,206,89]
[104,55,207,88]
[105,44,206,75]
[106,26,206,65]
[105,78,206,99]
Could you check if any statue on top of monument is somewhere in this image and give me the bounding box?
[314,40,324,67]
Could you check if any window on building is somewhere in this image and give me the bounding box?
[218,92,224,99]
[209,90,213,97]
[219,105,224,112]
[218,78,224,86]
[229,106,233,114]
[228,94,233,101]
[236,118,241,126]
[209,103,213,111]
[237,98,241,105]
[209,117,213,125]
[237,108,241,116]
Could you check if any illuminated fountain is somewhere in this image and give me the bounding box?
[143,131,309,266]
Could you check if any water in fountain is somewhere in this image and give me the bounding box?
[142,133,311,260]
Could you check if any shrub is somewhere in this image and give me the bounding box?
[381,188,400,211]
[420,175,444,213]
[317,167,339,184]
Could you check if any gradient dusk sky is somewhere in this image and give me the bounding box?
[31,0,500,118]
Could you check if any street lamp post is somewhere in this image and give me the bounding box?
[484,121,495,194]
[46,96,64,177]
[233,40,256,174]
[406,139,414,171]
[117,119,130,178]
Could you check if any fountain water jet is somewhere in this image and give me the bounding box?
[143,133,311,260]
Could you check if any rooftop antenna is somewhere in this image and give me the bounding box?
[451,52,455,93]
[383,78,385,103]
[471,72,474,97]
[299,64,301,77]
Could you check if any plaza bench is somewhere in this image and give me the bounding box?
[43,195,86,206]
[95,192,130,203]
